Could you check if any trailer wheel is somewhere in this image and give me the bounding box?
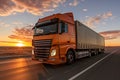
[66,50,75,64]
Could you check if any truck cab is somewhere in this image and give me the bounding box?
[32,13,76,65]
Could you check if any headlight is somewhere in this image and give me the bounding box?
[32,50,34,55]
[51,49,56,56]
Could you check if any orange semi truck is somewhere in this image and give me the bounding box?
[32,12,105,65]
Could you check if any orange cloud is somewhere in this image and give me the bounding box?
[69,0,79,6]
[8,25,33,42]
[69,0,85,6]
[0,0,15,16]
[99,30,120,40]
[0,0,66,16]
[84,12,112,28]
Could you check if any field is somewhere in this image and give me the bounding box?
[0,46,32,56]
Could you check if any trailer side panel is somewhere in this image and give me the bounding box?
[75,21,104,50]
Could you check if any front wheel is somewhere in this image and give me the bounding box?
[66,50,75,64]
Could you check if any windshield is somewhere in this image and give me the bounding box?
[34,23,58,36]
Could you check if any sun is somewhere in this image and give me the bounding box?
[16,43,24,47]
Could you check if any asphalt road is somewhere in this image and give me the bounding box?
[0,47,120,80]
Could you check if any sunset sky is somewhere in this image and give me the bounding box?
[0,0,120,46]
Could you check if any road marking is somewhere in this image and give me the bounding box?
[68,49,118,80]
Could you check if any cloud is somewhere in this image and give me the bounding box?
[69,0,79,6]
[0,0,66,16]
[84,12,113,28]
[0,21,25,28]
[0,21,10,27]
[69,0,85,6]
[0,0,15,16]
[82,8,87,12]
[8,25,33,42]
[12,21,23,25]
[99,30,120,40]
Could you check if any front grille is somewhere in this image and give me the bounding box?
[33,39,52,58]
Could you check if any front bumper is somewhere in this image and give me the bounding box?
[32,54,66,65]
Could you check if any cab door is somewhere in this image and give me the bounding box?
[58,21,70,56]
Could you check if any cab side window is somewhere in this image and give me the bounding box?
[60,22,68,33]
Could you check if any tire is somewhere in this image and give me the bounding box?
[88,52,92,58]
[66,50,75,64]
